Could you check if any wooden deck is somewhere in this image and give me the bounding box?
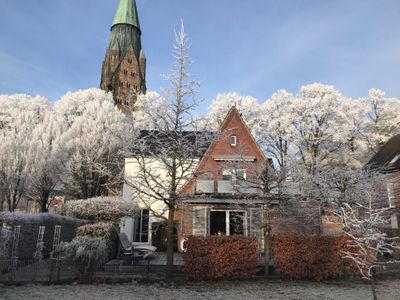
[106,252,184,267]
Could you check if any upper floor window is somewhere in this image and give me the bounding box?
[230,135,237,146]
[222,169,246,181]
[222,169,233,181]
[387,182,396,208]
[236,169,246,180]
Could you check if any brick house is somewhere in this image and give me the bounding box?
[122,106,321,250]
[367,134,400,231]
[176,106,273,250]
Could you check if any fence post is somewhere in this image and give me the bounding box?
[49,225,62,282]
[32,226,45,282]
[9,225,21,282]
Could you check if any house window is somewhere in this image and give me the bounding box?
[387,183,395,208]
[133,209,149,243]
[236,169,246,181]
[222,169,246,181]
[230,135,237,146]
[222,169,233,181]
[209,210,246,236]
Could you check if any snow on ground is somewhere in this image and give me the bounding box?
[1,278,399,300]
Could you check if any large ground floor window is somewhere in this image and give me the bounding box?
[133,209,149,243]
[209,210,246,236]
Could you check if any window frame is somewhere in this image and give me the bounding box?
[208,209,247,236]
[133,209,150,243]
[230,135,237,146]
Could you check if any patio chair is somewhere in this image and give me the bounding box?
[134,244,157,259]
[116,232,144,264]
[117,233,157,262]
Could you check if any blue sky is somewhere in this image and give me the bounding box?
[1,0,400,114]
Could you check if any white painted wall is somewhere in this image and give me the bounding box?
[122,157,199,244]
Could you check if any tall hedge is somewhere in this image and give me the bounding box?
[183,236,259,280]
[272,234,355,280]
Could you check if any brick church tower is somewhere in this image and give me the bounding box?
[100,0,146,111]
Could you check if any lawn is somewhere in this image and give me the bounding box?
[1,278,399,300]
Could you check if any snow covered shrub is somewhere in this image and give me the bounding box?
[59,236,107,277]
[63,196,137,222]
[184,236,259,281]
[76,222,118,259]
[272,234,356,280]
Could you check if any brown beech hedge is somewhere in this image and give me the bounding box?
[183,236,259,280]
[272,234,355,280]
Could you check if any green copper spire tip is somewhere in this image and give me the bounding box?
[112,0,140,30]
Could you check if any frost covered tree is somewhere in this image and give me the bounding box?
[364,88,400,154]
[334,172,400,300]
[257,90,295,194]
[132,91,169,130]
[206,92,261,131]
[0,94,49,211]
[124,22,212,278]
[289,83,351,175]
[55,89,130,199]
[26,111,66,212]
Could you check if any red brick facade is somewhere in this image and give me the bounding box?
[177,107,275,251]
[182,106,267,195]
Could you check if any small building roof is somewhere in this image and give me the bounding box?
[129,130,215,158]
[366,134,400,173]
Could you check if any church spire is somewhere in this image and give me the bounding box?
[112,0,141,31]
[100,0,147,113]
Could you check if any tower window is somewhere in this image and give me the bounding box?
[128,59,132,64]
[131,72,135,77]
[230,135,237,146]
[123,70,128,75]
[119,82,123,87]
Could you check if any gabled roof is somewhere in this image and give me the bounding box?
[366,134,400,173]
[180,106,271,193]
[112,0,141,30]
[218,106,267,162]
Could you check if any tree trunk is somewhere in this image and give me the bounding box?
[39,190,50,213]
[263,200,271,276]
[371,271,378,300]
[166,205,175,279]
[40,199,48,213]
